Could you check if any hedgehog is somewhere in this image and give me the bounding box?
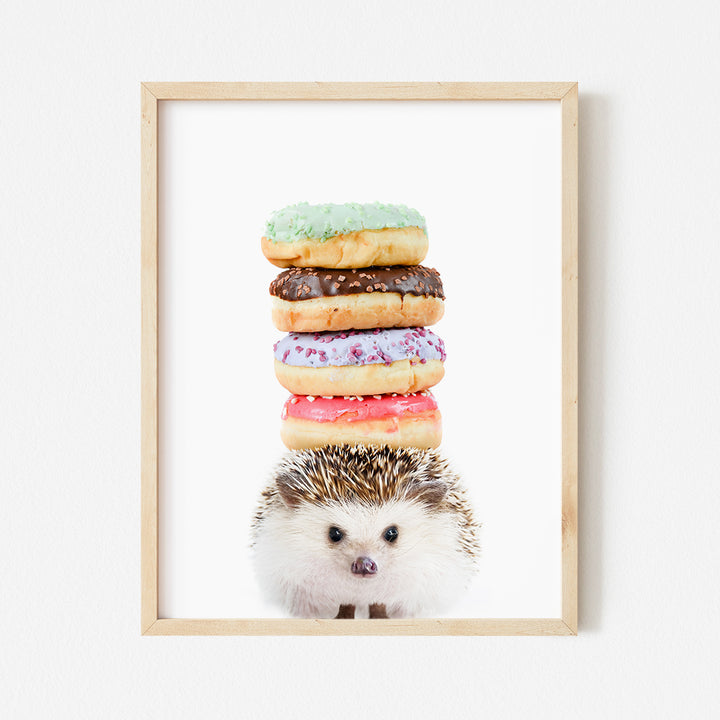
[251,444,479,619]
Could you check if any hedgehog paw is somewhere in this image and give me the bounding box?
[335,604,355,619]
[369,603,388,619]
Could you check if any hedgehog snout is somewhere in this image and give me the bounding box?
[351,556,377,576]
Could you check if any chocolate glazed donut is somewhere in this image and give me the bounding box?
[270,266,445,301]
[269,266,445,333]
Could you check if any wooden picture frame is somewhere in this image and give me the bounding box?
[141,82,578,636]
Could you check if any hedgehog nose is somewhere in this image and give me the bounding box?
[351,557,377,576]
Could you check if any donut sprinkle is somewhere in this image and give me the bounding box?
[273,327,446,368]
[281,391,438,423]
[264,202,427,242]
[269,265,445,300]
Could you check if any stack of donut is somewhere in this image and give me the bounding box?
[262,202,446,450]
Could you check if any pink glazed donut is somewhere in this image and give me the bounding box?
[280,392,442,450]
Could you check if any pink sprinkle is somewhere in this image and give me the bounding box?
[273,342,278,352]
[295,346,303,353]
[305,348,312,357]
[340,333,347,339]
[282,349,290,362]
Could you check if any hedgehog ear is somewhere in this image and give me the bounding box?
[275,472,303,508]
[405,479,448,507]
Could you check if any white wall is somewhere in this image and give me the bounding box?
[1,1,718,717]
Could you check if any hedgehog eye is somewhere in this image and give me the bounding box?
[383,526,399,543]
[328,526,344,543]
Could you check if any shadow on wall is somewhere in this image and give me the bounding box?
[578,93,610,632]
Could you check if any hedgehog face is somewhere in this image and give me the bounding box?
[262,495,464,613]
[304,500,419,580]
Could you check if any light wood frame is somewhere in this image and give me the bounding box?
[141,82,578,636]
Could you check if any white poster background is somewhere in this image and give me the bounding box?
[158,100,561,619]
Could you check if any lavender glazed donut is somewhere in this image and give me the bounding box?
[269,265,445,332]
[273,327,446,397]
[261,202,429,269]
[280,391,442,450]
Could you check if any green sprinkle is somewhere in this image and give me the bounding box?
[264,202,426,242]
